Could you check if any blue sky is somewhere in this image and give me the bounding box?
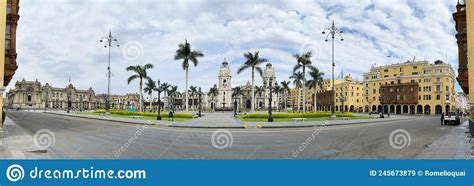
[9,0,462,94]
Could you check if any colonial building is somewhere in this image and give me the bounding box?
[362,60,456,115]
[5,0,19,86]
[5,79,139,110]
[314,74,364,112]
[216,59,232,110]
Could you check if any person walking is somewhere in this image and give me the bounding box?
[440,112,444,125]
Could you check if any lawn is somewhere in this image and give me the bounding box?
[80,112,192,122]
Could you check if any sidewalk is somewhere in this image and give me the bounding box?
[0,117,51,159]
[416,120,473,159]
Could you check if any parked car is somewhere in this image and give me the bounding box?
[368,111,379,115]
[444,112,460,125]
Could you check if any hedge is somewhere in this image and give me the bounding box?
[93,109,193,118]
[242,112,353,119]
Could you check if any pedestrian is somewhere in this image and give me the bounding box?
[387,113,390,118]
[440,112,444,125]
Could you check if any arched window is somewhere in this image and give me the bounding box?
[27,95,32,102]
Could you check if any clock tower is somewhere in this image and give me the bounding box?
[217,59,232,109]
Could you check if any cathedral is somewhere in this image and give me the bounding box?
[214,59,280,111]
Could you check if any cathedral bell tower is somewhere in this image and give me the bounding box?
[217,59,232,110]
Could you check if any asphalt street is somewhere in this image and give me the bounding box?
[6,111,459,159]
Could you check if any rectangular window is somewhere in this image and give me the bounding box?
[412,72,418,75]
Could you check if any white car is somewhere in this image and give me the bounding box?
[444,112,460,125]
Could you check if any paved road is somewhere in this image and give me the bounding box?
[6,111,460,159]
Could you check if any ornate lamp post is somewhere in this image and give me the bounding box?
[322,20,344,118]
[198,87,202,117]
[157,80,162,120]
[79,95,83,112]
[268,81,278,122]
[99,30,120,113]
[233,94,237,117]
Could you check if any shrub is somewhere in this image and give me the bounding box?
[94,109,106,114]
[242,112,353,119]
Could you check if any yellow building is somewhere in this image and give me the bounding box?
[0,0,7,136]
[467,1,474,118]
[314,75,364,112]
[363,60,456,115]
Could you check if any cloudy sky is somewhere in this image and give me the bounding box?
[10,0,461,95]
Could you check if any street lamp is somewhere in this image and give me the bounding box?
[198,87,202,117]
[157,80,162,120]
[322,20,344,118]
[67,94,71,113]
[100,30,120,114]
[268,81,278,122]
[79,95,83,112]
[233,94,237,117]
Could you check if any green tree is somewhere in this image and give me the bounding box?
[126,64,154,112]
[290,71,304,112]
[144,78,157,112]
[280,80,291,111]
[232,86,244,112]
[254,86,264,109]
[208,84,218,112]
[167,86,178,111]
[293,51,314,113]
[174,39,204,112]
[237,51,268,112]
[188,85,199,110]
[306,67,325,112]
[159,82,171,109]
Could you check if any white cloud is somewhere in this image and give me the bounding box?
[9,0,461,94]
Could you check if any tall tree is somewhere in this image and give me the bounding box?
[144,78,157,112]
[188,85,199,110]
[237,51,268,112]
[290,71,304,112]
[174,39,204,111]
[159,82,171,109]
[254,86,264,109]
[167,86,178,111]
[274,85,282,112]
[126,64,154,112]
[208,84,218,112]
[280,81,291,111]
[293,51,314,113]
[232,86,243,112]
[306,67,325,112]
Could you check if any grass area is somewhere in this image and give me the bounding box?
[80,112,192,122]
[240,115,372,122]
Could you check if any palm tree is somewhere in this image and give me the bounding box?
[290,71,304,112]
[144,78,157,112]
[306,67,325,112]
[159,82,171,109]
[237,51,268,112]
[208,84,218,112]
[293,51,314,113]
[167,85,178,111]
[174,39,204,111]
[254,86,264,109]
[274,85,282,112]
[280,81,290,111]
[126,64,154,112]
[188,85,199,110]
[232,86,243,112]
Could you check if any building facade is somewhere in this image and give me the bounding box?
[5,0,19,86]
[6,79,139,110]
[363,60,456,115]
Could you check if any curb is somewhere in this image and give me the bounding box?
[168,125,247,129]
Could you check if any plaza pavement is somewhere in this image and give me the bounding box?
[44,111,416,129]
[416,120,473,159]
